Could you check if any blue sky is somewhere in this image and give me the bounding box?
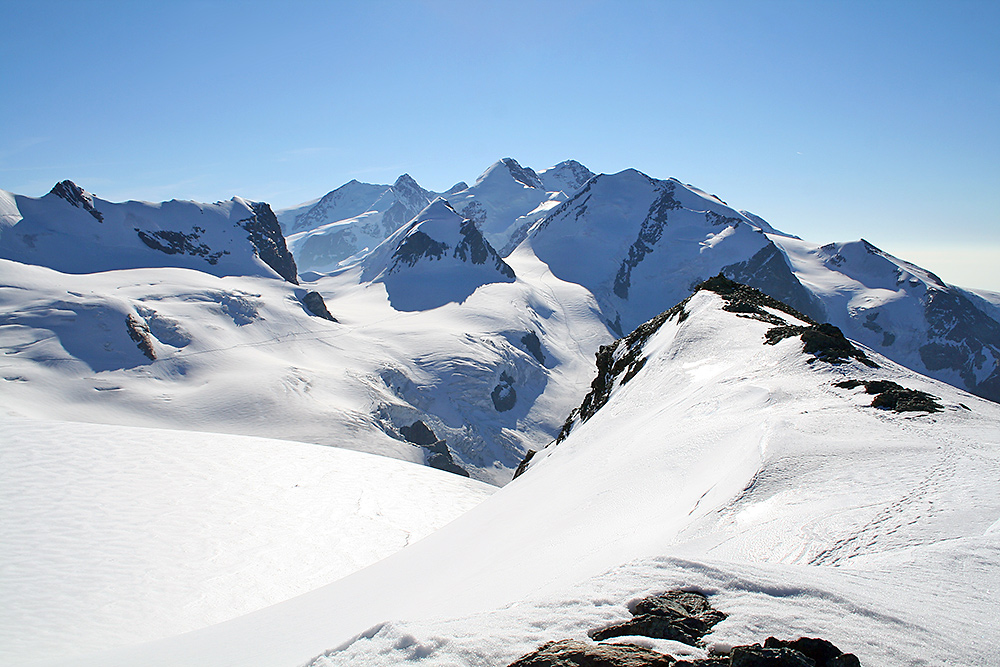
[3,0,999,289]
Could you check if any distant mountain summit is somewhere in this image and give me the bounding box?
[0,180,297,283]
[285,174,434,274]
[521,168,809,335]
[283,158,589,273]
[362,199,515,311]
[537,159,595,194]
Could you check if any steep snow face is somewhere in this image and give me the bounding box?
[0,182,297,283]
[773,235,1000,402]
[0,418,493,666]
[80,285,1000,667]
[537,159,595,194]
[0,188,22,230]
[287,175,433,274]
[361,199,515,311]
[443,158,570,255]
[520,169,809,335]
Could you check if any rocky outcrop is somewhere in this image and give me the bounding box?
[125,314,156,361]
[491,372,517,412]
[50,180,103,222]
[833,379,942,413]
[135,227,228,265]
[765,323,877,367]
[613,181,683,300]
[399,420,469,477]
[521,331,546,364]
[239,202,299,284]
[508,639,676,667]
[508,589,862,667]
[590,591,726,645]
[511,449,537,480]
[302,291,337,322]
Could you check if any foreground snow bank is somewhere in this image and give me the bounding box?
[0,418,493,666]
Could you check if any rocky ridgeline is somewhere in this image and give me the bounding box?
[508,590,860,667]
[553,276,881,447]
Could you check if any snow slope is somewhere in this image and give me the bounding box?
[62,282,999,667]
[0,233,609,483]
[0,418,492,667]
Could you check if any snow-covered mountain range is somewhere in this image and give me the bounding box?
[2,158,999,665]
[18,276,997,667]
[2,160,999,485]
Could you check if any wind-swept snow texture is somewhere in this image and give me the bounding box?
[0,181,297,283]
[0,418,492,666]
[62,285,1000,667]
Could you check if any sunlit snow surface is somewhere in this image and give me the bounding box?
[0,419,492,665]
[59,291,1000,667]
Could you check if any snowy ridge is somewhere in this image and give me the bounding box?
[520,169,803,335]
[771,235,1000,402]
[0,181,297,283]
[61,280,999,667]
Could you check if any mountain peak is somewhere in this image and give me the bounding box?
[393,173,420,190]
[362,199,515,311]
[49,180,103,222]
[538,160,595,193]
[475,158,543,190]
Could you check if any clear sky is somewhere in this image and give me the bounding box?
[3,0,999,290]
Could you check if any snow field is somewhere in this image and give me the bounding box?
[67,290,999,667]
[0,418,493,666]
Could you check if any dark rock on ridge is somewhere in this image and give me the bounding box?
[239,202,299,284]
[765,323,877,367]
[590,591,726,646]
[833,380,942,413]
[50,180,104,222]
[722,245,826,323]
[511,449,536,480]
[302,291,337,322]
[507,639,676,667]
[135,227,228,265]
